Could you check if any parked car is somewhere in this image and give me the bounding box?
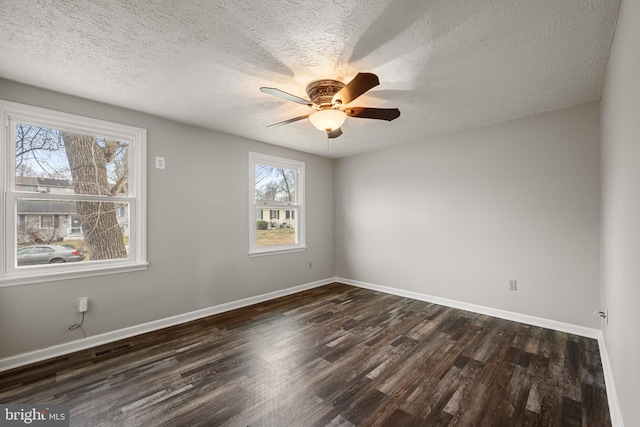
[17,245,85,266]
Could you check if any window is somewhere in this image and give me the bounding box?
[1,100,147,285]
[249,152,305,256]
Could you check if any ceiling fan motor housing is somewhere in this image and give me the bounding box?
[262,73,399,136]
[306,80,345,108]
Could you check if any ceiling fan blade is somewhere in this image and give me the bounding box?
[327,128,343,138]
[260,87,314,107]
[332,73,380,105]
[266,114,309,128]
[345,107,401,121]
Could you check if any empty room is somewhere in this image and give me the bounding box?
[0,0,638,426]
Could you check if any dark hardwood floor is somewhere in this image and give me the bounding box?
[0,283,611,426]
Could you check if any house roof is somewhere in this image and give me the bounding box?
[36,178,72,188]
[15,177,38,186]
[16,177,72,188]
[0,0,621,158]
[17,200,77,215]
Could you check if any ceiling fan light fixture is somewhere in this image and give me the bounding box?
[262,73,400,139]
[308,109,347,132]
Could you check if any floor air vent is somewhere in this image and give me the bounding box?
[93,343,133,358]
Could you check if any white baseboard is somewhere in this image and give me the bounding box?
[338,277,624,426]
[597,333,624,427]
[0,277,334,372]
[337,277,600,338]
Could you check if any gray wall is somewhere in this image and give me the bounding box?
[601,0,640,425]
[335,102,601,328]
[4,58,633,420]
[0,79,335,358]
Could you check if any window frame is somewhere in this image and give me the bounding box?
[249,152,305,256]
[0,99,148,286]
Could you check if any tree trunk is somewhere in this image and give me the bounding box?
[62,132,127,260]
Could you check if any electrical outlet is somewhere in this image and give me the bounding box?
[77,297,89,312]
[509,280,517,291]
[308,261,312,268]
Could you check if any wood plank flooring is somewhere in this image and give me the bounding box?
[0,283,611,426]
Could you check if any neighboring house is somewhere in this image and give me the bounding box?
[256,208,296,229]
[15,177,129,243]
[15,176,76,195]
[17,199,76,243]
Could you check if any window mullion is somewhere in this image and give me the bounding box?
[10,191,135,203]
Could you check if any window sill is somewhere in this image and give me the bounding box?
[248,246,307,258]
[0,262,149,287]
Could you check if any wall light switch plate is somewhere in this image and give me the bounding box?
[155,156,165,169]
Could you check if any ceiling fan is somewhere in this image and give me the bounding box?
[260,72,400,138]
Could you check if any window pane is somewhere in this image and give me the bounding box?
[249,152,304,255]
[256,208,296,247]
[15,123,130,197]
[17,199,130,264]
[26,214,40,228]
[255,164,296,203]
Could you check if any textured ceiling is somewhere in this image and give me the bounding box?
[0,0,620,158]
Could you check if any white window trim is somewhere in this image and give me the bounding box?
[0,99,148,286]
[249,152,305,256]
